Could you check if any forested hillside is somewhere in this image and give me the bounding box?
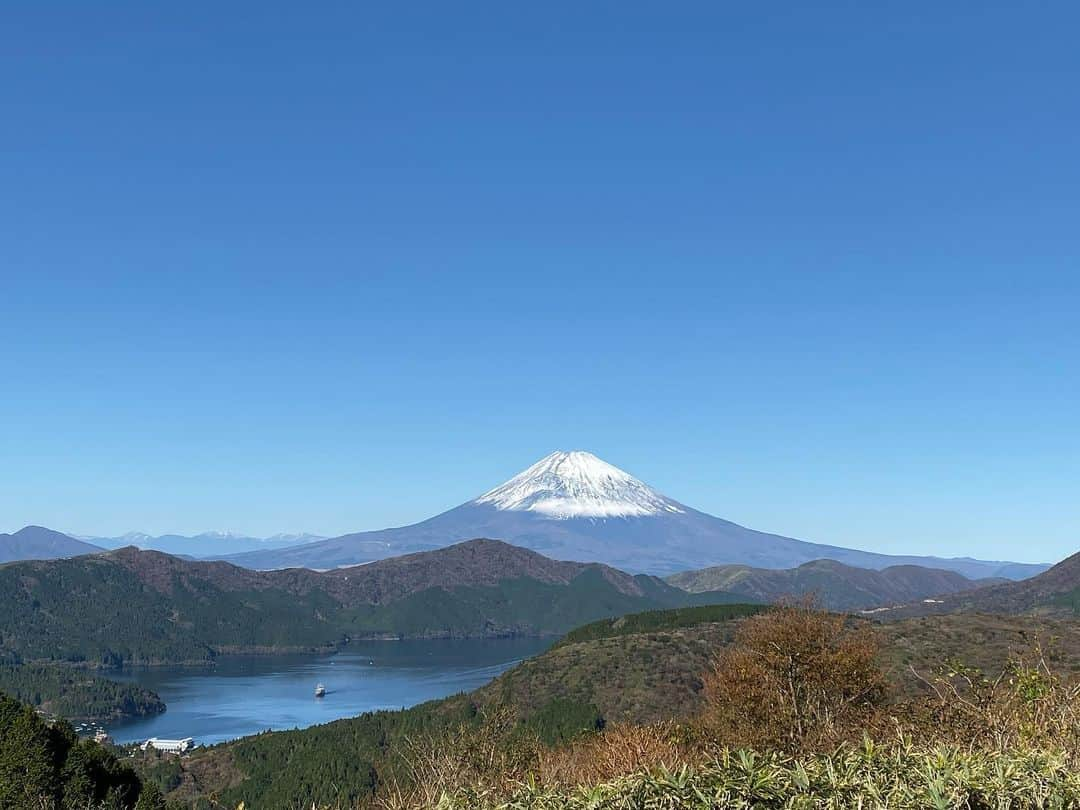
[0,663,164,722]
[0,539,741,665]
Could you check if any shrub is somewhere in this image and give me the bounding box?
[904,640,1080,761]
[702,601,887,751]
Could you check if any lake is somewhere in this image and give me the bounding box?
[106,637,551,745]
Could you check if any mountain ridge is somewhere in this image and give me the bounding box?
[0,526,103,563]
[0,539,742,665]
[88,530,326,556]
[101,538,654,603]
[666,558,1002,611]
[879,549,1080,618]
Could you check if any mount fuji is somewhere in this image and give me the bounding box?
[223,451,1046,579]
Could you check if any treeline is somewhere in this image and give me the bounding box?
[0,664,164,722]
[0,691,168,810]
[555,602,764,647]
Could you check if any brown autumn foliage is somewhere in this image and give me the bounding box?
[702,599,887,751]
[538,721,694,788]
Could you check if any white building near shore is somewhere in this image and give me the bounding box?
[141,737,195,753]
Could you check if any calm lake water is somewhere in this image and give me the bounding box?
[106,638,551,745]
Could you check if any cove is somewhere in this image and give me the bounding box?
[106,637,551,745]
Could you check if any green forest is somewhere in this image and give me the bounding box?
[0,691,166,810]
[553,602,765,646]
[0,554,742,666]
[0,663,164,721]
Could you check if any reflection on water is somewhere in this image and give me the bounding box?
[107,637,550,745]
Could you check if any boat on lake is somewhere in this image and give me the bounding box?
[314,683,326,698]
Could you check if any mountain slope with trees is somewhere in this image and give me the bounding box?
[0,663,164,722]
[0,539,741,665]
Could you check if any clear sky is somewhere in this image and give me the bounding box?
[2,3,1077,563]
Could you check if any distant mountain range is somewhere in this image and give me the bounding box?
[222,451,1048,579]
[0,539,743,665]
[0,526,324,564]
[0,526,102,563]
[86,530,326,557]
[879,549,1080,619]
[666,559,1003,611]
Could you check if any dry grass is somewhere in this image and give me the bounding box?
[905,640,1080,758]
[375,706,541,810]
[537,722,694,788]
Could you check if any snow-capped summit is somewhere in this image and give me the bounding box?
[265,532,326,544]
[475,450,684,519]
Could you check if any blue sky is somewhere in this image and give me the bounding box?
[2,3,1077,562]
